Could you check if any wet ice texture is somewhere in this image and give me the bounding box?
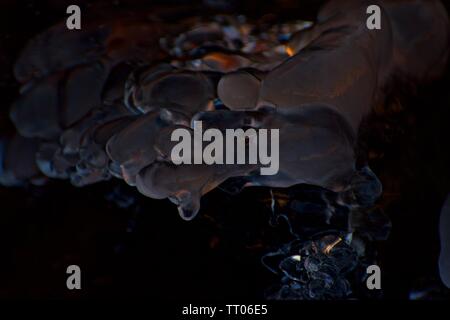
[263,235,358,300]
[263,168,390,299]
[0,0,448,220]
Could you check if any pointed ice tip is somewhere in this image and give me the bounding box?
[174,190,201,221]
[177,205,199,221]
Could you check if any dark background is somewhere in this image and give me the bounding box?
[0,0,450,300]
